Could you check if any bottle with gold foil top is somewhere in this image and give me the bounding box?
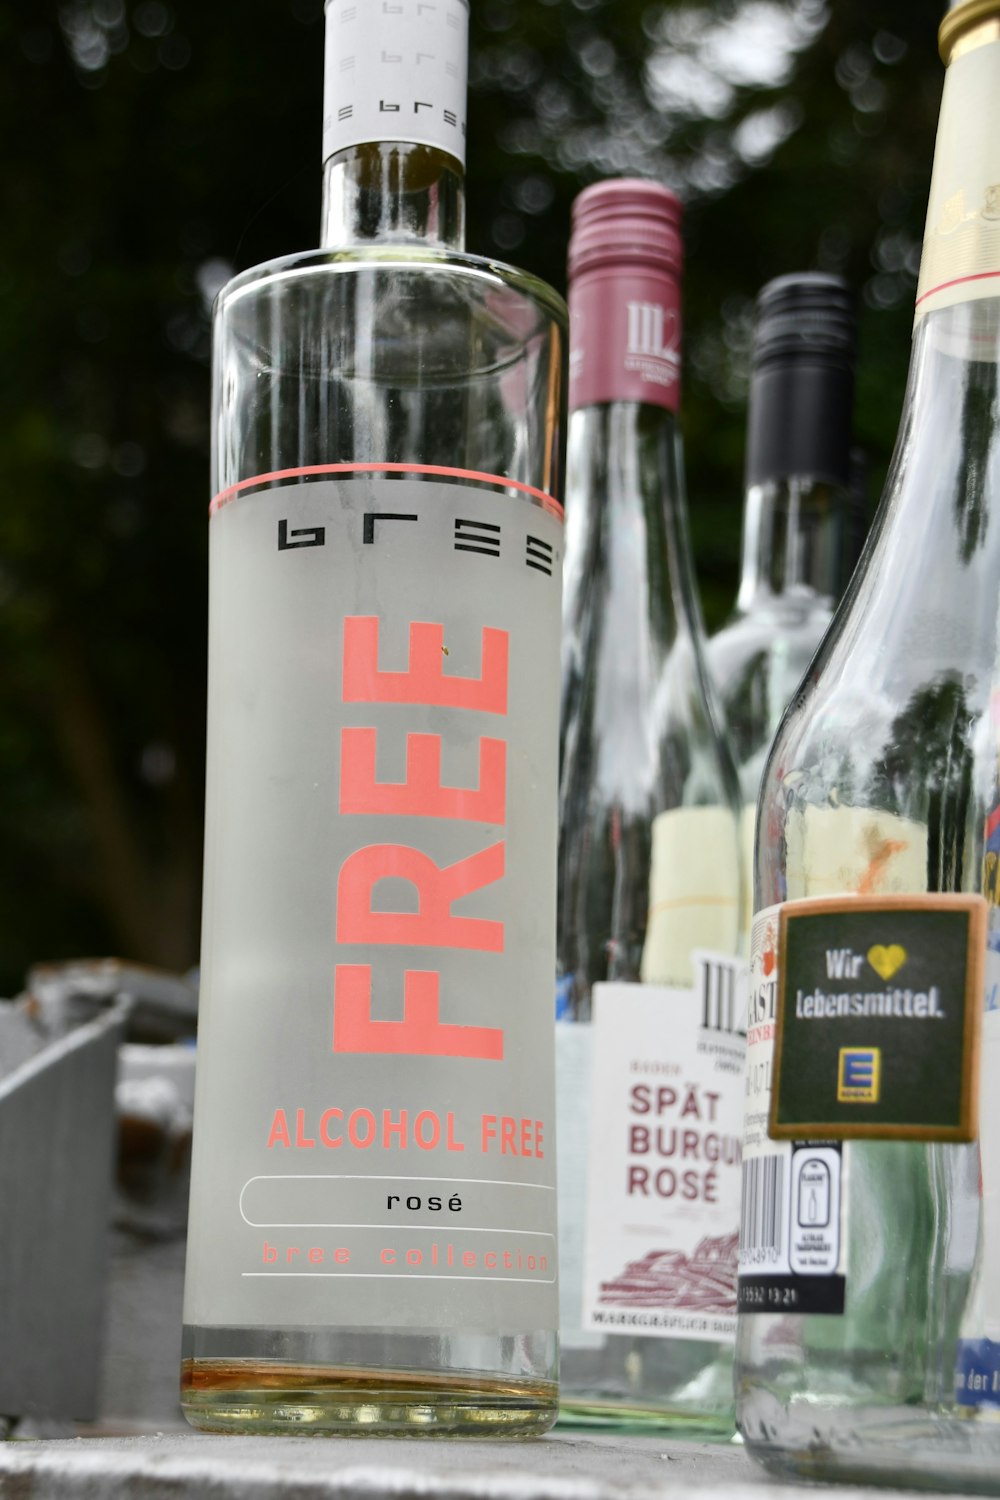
[556,179,744,1431]
[736,3,1000,1488]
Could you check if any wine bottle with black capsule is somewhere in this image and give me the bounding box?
[557,178,744,1433]
[181,0,568,1437]
[707,273,859,931]
[736,1,1000,1488]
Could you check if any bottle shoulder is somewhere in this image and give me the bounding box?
[707,602,831,708]
[710,593,833,650]
[217,244,567,330]
[754,505,1000,905]
[562,624,739,816]
[766,300,1000,775]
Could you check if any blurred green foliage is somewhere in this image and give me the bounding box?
[0,0,944,988]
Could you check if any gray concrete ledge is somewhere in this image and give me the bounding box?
[0,1432,958,1500]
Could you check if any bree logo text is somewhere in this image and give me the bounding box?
[278,512,555,577]
[333,615,509,1061]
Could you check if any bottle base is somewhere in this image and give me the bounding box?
[740,1391,1000,1495]
[181,1360,558,1438]
[556,1340,736,1439]
[557,1396,735,1439]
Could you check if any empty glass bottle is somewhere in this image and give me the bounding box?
[736,3,1000,1489]
[556,179,743,1433]
[182,0,567,1436]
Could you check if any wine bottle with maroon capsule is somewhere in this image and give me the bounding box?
[181,0,568,1436]
[557,179,744,1431]
[736,1,1000,1488]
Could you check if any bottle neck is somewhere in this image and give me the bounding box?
[563,400,704,663]
[872,296,1000,589]
[320,142,466,252]
[735,475,851,613]
[559,397,738,996]
[736,336,856,613]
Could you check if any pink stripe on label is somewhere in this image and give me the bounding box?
[210,463,564,520]
[570,268,681,412]
[915,268,1000,308]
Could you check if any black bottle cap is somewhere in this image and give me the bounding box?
[746,272,857,490]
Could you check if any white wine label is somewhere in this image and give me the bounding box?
[579,956,746,1344]
[640,807,741,986]
[184,472,561,1334]
[915,33,1000,322]
[738,904,848,1315]
[323,0,468,166]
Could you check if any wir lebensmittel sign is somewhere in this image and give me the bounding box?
[769,893,985,1142]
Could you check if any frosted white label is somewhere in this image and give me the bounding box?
[579,955,746,1344]
[323,0,468,165]
[184,475,561,1335]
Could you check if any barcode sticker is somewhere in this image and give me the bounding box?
[739,1154,786,1266]
[738,904,847,1314]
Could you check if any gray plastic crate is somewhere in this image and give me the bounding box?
[0,996,127,1421]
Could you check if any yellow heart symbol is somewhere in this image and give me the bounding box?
[868,944,907,981]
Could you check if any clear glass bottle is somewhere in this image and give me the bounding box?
[556,179,744,1433]
[181,0,568,1437]
[708,273,858,820]
[736,3,1000,1488]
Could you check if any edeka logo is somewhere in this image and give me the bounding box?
[837,1047,881,1103]
[333,615,509,1061]
[625,302,680,388]
[768,893,985,1142]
